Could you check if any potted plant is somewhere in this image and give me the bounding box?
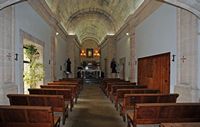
[23,44,44,88]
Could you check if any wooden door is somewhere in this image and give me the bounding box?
[138,52,170,93]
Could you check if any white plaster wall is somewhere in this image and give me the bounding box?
[135,4,177,92]
[116,35,130,81]
[55,35,68,80]
[15,2,52,93]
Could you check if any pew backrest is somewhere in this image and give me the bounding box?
[133,103,200,125]
[40,85,77,98]
[0,105,59,127]
[124,93,179,108]
[7,94,65,112]
[28,88,72,103]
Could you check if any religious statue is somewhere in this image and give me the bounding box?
[66,58,71,73]
[110,58,117,73]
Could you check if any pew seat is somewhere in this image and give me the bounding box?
[115,89,160,110]
[109,84,146,102]
[160,122,200,127]
[0,105,60,127]
[40,85,78,103]
[120,93,179,121]
[7,94,68,125]
[127,103,200,127]
[28,88,73,111]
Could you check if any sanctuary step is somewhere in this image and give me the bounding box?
[84,78,102,84]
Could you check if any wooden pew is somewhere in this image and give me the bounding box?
[160,122,200,127]
[121,93,179,121]
[115,89,160,110]
[0,105,60,127]
[40,85,78,103]
[106,81,131,96]
[48,81,82,93]
[101,79,122,94]
[28,88,74,111]
[7,94,68,125]
[109,84,146,102]
[127,103,200,127]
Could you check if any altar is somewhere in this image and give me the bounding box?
[81,69,101,79]
[79,61,102,83]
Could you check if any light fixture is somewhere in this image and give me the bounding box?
[126,32,129,36]
[80,49,86,57]
[93,49,100,57]
[56,32,59,35]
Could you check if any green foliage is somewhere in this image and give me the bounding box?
[23,44,44,88]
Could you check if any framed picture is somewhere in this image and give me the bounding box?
[86,48,93,58]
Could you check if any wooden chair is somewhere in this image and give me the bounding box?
[7,94,68,125]
[0,105,60,127]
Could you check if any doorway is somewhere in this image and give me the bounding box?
[23,38,44,93]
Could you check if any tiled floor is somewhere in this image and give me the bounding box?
[63,84,126,127]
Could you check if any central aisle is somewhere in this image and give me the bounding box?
[65,84,126,127]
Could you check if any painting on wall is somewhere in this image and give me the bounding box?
[86,48,93,58]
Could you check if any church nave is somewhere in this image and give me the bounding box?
[65,84,126,127]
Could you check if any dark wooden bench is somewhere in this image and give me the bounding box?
[115,89,160,110]
[121,93,179,121]
[48,81,82,93]
[127,103,200,127]
[40,85,78,103]
[160,122,200,127]
[101,79,123,95]
[109,84,146,102]
[106,81,131,96]
[0,105,60,127]
[28,88,73,111]
[7,94,68,125]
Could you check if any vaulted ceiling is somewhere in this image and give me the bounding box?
[44,0,144,44]
[1,0,200,44]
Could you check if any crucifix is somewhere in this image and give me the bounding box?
[6,53,12,61]
[181,56,186,63]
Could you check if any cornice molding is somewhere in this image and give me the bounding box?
[162,0,200,18]
[0,0,25,10]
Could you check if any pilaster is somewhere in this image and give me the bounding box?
[175,8,199,102]
[0,6,18,104]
